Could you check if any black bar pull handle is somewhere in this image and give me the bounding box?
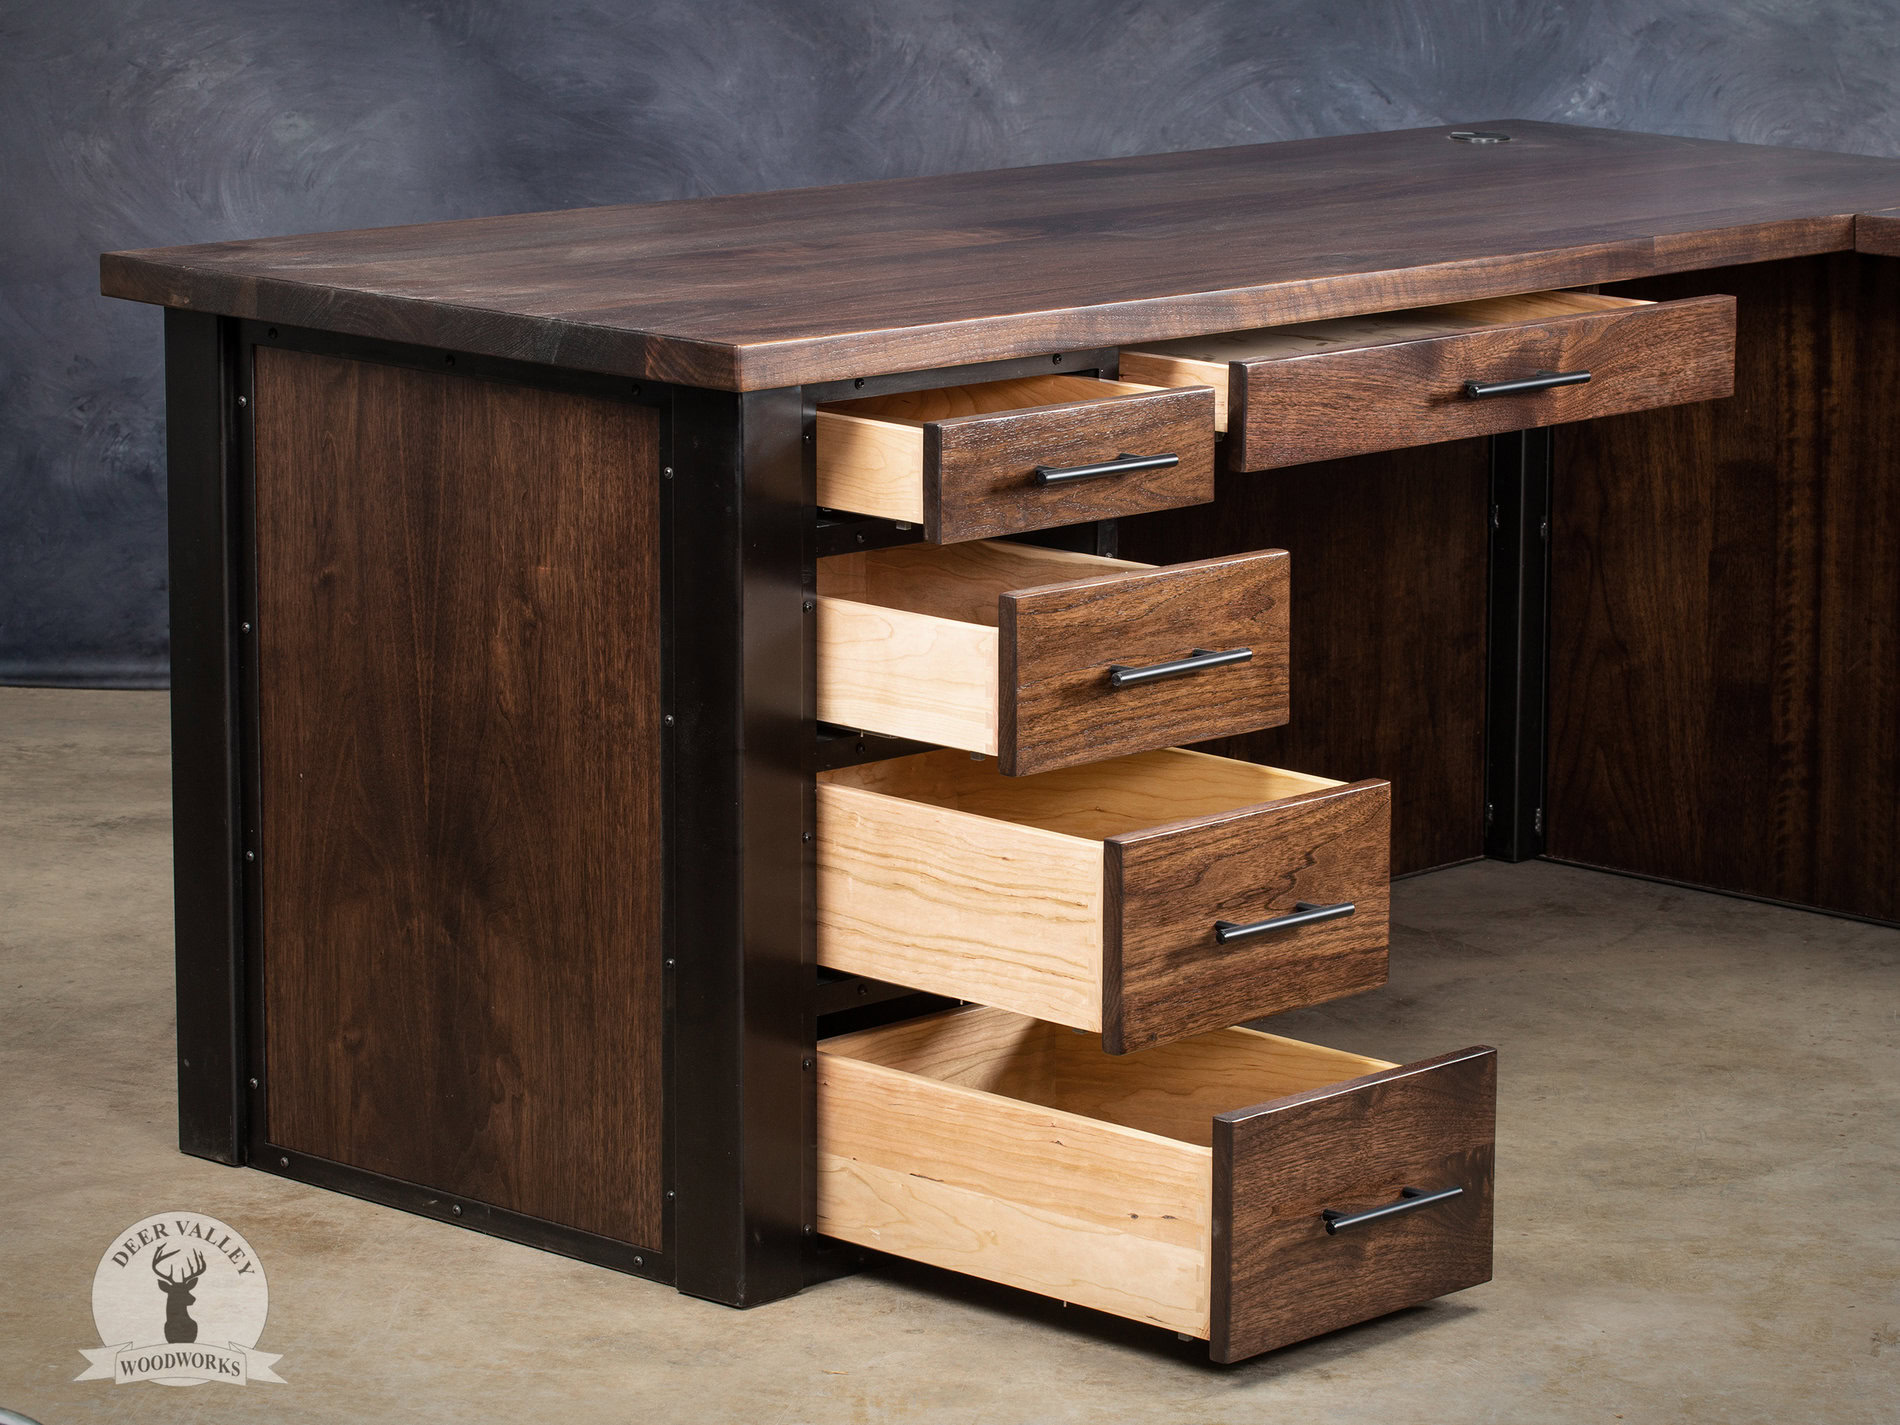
[1033,451,1179,486]
[1321,1185,1464,1234]
[1107,646,1251,689]
[1213,899,1354,944]
[1463,369,1592,400]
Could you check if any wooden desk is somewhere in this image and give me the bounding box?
[104,122,1900,1360]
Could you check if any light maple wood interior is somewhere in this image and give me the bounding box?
[823,1005,1396,1151]
[820,746,1340,841]
[817,540,1146,627]
[1120,289,1652,429]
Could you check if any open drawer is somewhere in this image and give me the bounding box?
[817,539,1288,777]
[817,747,1389,1052]
[818,1006,1495,1361]
[816,374,1217,543]
[1120,289,1736,471]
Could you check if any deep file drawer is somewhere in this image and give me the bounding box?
[816,374,1217,543]
[1120,289,1736,470]
[817,1006,1495,1361]
[817,747,1390,1052]
[817,539,1288,777]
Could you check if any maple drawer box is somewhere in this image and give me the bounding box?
[816,374,1217,542]
[817,1006,1495,1362]
[817,747,1390,1053]
[816,539,1288,777]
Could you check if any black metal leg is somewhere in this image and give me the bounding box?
[1484,428,1554,862]
[669,386,813,1307]
[163,309,248,1163]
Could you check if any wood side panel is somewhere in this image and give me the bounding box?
[815,596,999,755]
[927,385,1216,543]
[1117,441,1491,875]
[254,347,664,1246]
[816,1053,1212,1336]
[1212,1047,1496,1363]
[999,549,1289,776]
[1229,295,1736,470]
[1103,780,1391,1055]
[1549,256,1900,920]
[823,1006,1394,1147]
[814,780,1105,1030]
[812,409,925,522]
[103,123,1900,389]
[1856,211,1900,256]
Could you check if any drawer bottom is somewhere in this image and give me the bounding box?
[817,1006,1494,1361]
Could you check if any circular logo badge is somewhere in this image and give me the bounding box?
[77,1212,283,1388]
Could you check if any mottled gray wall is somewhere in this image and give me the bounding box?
[5,1,1899,685]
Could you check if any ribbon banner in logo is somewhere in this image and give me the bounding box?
[75,1341,287,1386]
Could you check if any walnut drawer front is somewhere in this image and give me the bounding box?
[816,374,1217,543]
[817,540,1288,777]
[1120,289,1736,471]
[817,747,1389,1053]
[817,1006,1495,1361]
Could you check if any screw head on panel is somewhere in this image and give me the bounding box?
[451,1204,462,1216]
[248,1077,259,1088]
[278,1156,289,1167]
[236,395,247,407]
[662,466,674,479]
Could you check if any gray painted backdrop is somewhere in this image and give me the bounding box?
[5,1,1899,685]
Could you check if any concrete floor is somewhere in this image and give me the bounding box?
[1,686,1897,1424]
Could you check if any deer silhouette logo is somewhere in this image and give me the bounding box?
[151,1245,207,1344]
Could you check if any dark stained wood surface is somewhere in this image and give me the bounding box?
[999,549,1288,776]
[1118,440,1492,876]
[1104,779,1390,1055]
[1857,210,1900,256]
[1211,1045,1495,1363]
[103,124,1900,390]
[928,384,1214,544]
[1550,255,1900,921]
[1229,293,1736,470]
[255,347,666,1246]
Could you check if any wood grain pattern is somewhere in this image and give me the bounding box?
[1549,255,1900,921]
[1121,290,1649,431]
[817,1050,1212,1336]
[823,746,1337,840]
[822,1008,1473,1356]
[103,123,1900,389]
[1224,293,1735,470]
[1104,779,1391,1054]
[1857,210,1900,256]
[819,752,1387,1049]
[926,383,1215,544]
[1212,1046,1496,1363]
[999,548,1288,776]
[818,542,1289,775]
[817,375,1189,533]
[822,1008,1397,1133]
[1118,440,1491,876]
[254,347,664,1247]
[815,596,999,755]
[815,776,1106,1031]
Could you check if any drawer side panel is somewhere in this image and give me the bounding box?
[817,1051,1212,1336]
